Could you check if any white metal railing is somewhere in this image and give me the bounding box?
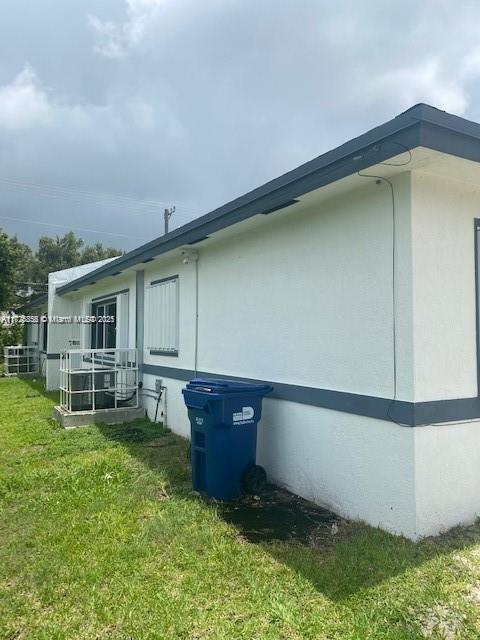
[59,348,138,413]
[4,345,39,376]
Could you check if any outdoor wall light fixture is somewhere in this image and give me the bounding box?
[180,248,199,264]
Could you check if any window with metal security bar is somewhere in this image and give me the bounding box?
[146,276,179,356]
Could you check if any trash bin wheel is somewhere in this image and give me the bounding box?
[242,464,267,494]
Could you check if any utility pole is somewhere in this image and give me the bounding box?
[164,206,175,235]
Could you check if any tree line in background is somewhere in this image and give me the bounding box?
[0,228,122,311]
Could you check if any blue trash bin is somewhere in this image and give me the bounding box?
[182,378,273,500]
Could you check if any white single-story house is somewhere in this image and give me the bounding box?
[24,258,118,387]
[23,103,480,540]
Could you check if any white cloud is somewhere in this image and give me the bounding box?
[88,16,125,60]
[370,59,469,116]
[89,0,165,59]
[0,64,164,143]
[0,65,54,131]
[4,0,480,250]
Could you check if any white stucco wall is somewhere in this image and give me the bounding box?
[257,399,416,536]
[143,374,189,437]
[141,175,421,537]
[408,169,480,536]
[411,170,479,402]
[414,422,480,537]
[144,174,412,399]
[141,371,418,537]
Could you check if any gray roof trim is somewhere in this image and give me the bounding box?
[142,362,480,426]
[57,103,480,296]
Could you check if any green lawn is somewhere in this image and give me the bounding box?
[1,377,480,639]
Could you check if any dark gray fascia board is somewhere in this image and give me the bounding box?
[420,120,480,164]
[412,102,480,138]
[56,103,480,296]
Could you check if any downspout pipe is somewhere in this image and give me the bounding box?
[180,247,199,378]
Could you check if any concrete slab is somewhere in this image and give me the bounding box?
[53,405,145,429]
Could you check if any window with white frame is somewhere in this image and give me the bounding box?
[146,276,179,355]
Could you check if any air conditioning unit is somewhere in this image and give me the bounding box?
[69,370,116,411]
[59,348,138,414]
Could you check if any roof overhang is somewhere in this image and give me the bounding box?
[56,103,480,296]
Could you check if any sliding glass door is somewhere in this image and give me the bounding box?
[91,299,117,349]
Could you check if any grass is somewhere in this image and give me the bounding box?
[1,378,480,639]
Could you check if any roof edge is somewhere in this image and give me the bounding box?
[57,103,480,296]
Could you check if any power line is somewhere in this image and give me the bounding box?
[0,175,202,241]
[0,214,149,241]
[0,175,190,210]
[0,175,200,216]
[0,181,163,216]
[15,282,48,287]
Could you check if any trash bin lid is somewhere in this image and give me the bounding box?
[185,378,273,395]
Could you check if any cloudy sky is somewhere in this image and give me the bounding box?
[1,0,480,250]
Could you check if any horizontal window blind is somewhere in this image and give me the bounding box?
[146,277,179,354]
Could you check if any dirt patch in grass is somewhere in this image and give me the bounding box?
[218,485,349,547]
[417,604,464,639]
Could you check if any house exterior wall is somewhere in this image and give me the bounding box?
[46,163,480,539]
[143,174,413,395]
[411,170,478,402]
[73,272,138,352]
[410,170,480,536]
[142,173,420,537]
[43,258,123,389]
[414,423,480,536]
[46,291,82,389]
[45,272,138,389]
[205,186,408,395]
